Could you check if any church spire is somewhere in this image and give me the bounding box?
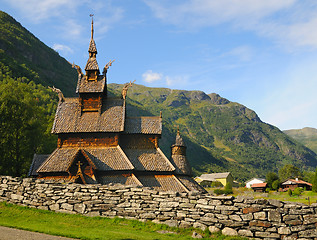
[174,126,186,147]
[88,15,97,55]
[85,14,99,79]
[91,15,94,39]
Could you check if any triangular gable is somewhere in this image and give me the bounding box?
[66,149,96,172]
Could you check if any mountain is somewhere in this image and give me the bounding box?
[284,127,317,154]
[108,84,317,180]
[0,11,77,96]
[1,11,316,181]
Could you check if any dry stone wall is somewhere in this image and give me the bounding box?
[1,176,317,239]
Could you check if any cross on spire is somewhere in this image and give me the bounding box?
[90,14,94,39]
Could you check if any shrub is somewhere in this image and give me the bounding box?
[214,189,225,195]
[292,187,303,196]
[211,181,223,188]
[287,189,292,196]
[224,182,233,194]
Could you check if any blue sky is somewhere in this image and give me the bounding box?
[2,0,317,130]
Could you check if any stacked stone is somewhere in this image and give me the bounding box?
[0,176,316,239]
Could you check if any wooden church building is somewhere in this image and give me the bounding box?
[29,18,205,193]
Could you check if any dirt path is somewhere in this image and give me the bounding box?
[0,226,78,240]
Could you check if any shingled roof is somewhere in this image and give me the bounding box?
[28,154,49,176]
[99,174,142,186]
[76,75,105,93]
[124,117,162,134]
[85,57,99,71]
[51,97,125,133]
[84,147,134,171]
[177,175,207,193]
[37,146,135,173]
[137,175,188,192]
[199,172,231,181]
[88,39,97,54]
[37,148,79,173]
[123,148,175,172]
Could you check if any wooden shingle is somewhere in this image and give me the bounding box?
[76,75,105,93]
[52,97,125,133]
[98,174,142,186]
[137,175,188,192]
[124,117,162,134]
[123,148,175,172]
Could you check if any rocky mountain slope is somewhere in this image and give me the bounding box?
[1,11,316,181]
[108,84,317,180]
[284,127,317,155]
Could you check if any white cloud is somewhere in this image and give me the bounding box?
[4,0,79,22]
[4,0,124,39]
[145,0,317,49]
[142,70,189,87]
[142,70,163,83]
[145,0,295,27]
[165,75,189,87]
[52,43,73,54]
[57,19,83,39]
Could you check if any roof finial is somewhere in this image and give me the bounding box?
[90,14,94,39]
[177,125,180,135]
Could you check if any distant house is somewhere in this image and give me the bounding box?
[195,172,234,187]
[245,178,265,188]
[251,182,267,192]
[281,178,312,191]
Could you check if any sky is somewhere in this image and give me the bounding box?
[1,0,317,131]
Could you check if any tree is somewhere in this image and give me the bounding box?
[0,77,57,176]
[224,182,233,194]
[266,172,279,189]
[272,179,280,191]
[278,164,302,182]
[312,168,317,193]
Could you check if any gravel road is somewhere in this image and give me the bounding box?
[0,226,78,240]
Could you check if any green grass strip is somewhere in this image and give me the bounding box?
[0,202,246,240]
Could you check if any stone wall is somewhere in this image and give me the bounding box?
[1,176,316,239]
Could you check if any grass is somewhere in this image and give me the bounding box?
[0,202,247,240]
[231,188,317,205]
[258,191,317,205]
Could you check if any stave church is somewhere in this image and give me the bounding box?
[29,18,205,193]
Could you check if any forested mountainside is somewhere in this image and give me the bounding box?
[0,11,316,180]
[108,84,317,180]
[0,11,77,96]
[284,127,317,155]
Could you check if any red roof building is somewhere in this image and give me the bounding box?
[281,178,312,191]
[29,18,205,193]
[251,182,267,192]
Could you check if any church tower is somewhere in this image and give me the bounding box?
[29,17,205,193]
[171,128,192,176]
